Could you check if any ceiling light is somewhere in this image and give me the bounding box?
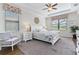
[48,7,52,11]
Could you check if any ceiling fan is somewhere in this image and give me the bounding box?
[43,3,58,12]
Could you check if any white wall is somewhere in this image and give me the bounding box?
[0,4,5,33]
[20,7,46,32]
[63,12,79,37]
[67,12,79,28]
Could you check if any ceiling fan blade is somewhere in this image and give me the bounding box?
[52,8,57,10]
[42,8,48,10]
[52,3,58,7]
[45,4,49,7]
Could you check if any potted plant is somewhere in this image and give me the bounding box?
[70,25,79,39]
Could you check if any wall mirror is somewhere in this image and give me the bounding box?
[34,17,39,24]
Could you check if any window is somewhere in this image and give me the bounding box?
[3,4,21,32]
[52,20,58,30]
[59,19,67,30]
[5,21,19,32]
[51,18,67,30]
[5,11,19,32]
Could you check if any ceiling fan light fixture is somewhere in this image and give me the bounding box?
[48,7,52,11]
[43,3,58,12]
[48,7,52,10]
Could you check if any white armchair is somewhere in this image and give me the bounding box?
[0,32,21,51]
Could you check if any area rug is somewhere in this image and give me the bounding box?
[18,38,75,55]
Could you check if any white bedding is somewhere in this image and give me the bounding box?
[33,30,60,45]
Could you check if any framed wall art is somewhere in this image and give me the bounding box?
[34,17,39,24]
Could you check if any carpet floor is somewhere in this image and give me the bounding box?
[18,37,76,55]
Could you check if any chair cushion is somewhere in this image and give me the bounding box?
[2,37,20,45]
[7,37,18,42]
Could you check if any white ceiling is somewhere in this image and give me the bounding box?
[24,3,72,14]
[14,3,79,15]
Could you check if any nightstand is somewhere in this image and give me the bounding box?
[23,32,32,42]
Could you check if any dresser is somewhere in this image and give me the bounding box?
[23,32,32,42]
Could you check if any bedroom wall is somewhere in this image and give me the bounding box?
[64,12,79,37]
[0,4,5,33]
[67,12,79,28]
[20,6,46,32]
[62,12,79,37]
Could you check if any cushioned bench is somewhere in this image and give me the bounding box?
[0,32,21,51]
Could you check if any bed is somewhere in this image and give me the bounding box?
[33,30,60,45]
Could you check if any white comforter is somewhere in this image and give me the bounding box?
[33,30,60,45]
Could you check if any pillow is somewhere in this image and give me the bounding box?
[32,28,39,32]
[40,28,47,32]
